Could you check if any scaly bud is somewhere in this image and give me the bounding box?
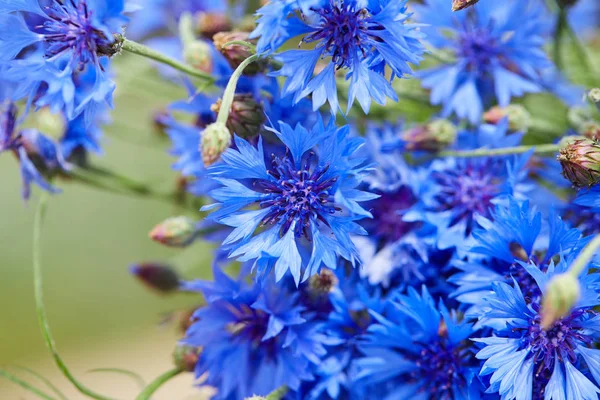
[452,0,480,11]
[149,216,199,248]
[588,88,600,112]
[173,345,200,372]
[211,94,265,139]
[401,119,457,152]
[540,272,580,330]
[213,31,264,75]
[483,105,532,132]
[558,138,600,187]
[582,121,600,142]
[130,263,181,294]
[182,40,212,73]
[201,122,232,166]
[196,12,232,39]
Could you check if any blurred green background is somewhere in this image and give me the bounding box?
[0,54,213,399]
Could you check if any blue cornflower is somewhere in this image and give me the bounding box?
[567,0,600,38]
[564,202,600,237]
[405,151,532,250]
[475,264,600,399]
[355,286,485,399]
[181,267,330,400]
[575,185,600,209]
[250,0,426,114]
[414,0,553,123]
[0,0,126,121]
[450,198,587,315]
[203,118,377,285]
[1,101,69,200]
[61,114,103,159]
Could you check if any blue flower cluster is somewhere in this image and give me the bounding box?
[5,0,600,399]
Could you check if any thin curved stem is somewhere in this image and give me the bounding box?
[33,193,117,400]
[569,234,600,278]
[120,38,215,83]
[217,54,260,125]
[134,368,183,400]
[0,369,57,400]
[435,143,561,158]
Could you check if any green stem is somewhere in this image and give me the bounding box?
[221,40,257,53]
[568,234,600,278]
[265,386,289,400]
[33,193,117,400]
[216,54,260,125]
[0,369,57,400]
[120,38,215,83]
[435,143,561,158]
[135,368,183,400]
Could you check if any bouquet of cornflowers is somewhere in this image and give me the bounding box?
[2,0,600,398]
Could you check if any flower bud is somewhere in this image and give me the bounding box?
[540,272,580,330]
[211,94,265,139]
[201,122,232,166]
[588,88,600,111]
[173,345,200,372]
[582,121,600,142]
[483,105,532,132]
[558,138,600,187]
[150,216,199,248]
[452,0,480,11]
[213,31,264,75]
[182,40,212,73]
[401,119,457,151]
[130,263,181,294]
[196,12,232,39]
[309,269,339,295]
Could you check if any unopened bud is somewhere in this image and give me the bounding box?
[173,345,200,372]
[309,269,339,295]
[401,119,457,151]
[483,105,532,132]
[588,88,600,111]
[582,121,600,142]
[211,94,265,139]
[452,0,480,11]
[540,273,580,330]
[201,122,231,166]
[213,31,264,75]
[130,263,181,294]
[196,12,232,39]
[183,40,212,73]
[558,138,600,187]
[150,216,199,248]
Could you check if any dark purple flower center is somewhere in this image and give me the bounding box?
[457,23,501,76]
[432,162,499,236]
[42,0,113,68]
[226,303,278,358]
[257,153,339,238]
[369,186,417,242]
[303,2,374,70]
[411,337,471,399]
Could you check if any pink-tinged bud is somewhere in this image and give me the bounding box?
[452,0,480,11]
[211,94,265,139]
[196,12,232,39]
[130,263,181,294]
[213,31,265,75]
[201,122,232,166]
[149,216,198,248]
[540,273,580,330]
[558,138,600,187]
[483,105,531,132]
[173,345,200,372]
[401,119,457,151]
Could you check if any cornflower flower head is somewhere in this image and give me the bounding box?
[414,0,553,123]
[475,264,600,399]
[181,266,331,399]
[0,0,127,121]
[250,0,426,114]
[355,286,485,399]
[203,118,377,285]
[450,198,588,319]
